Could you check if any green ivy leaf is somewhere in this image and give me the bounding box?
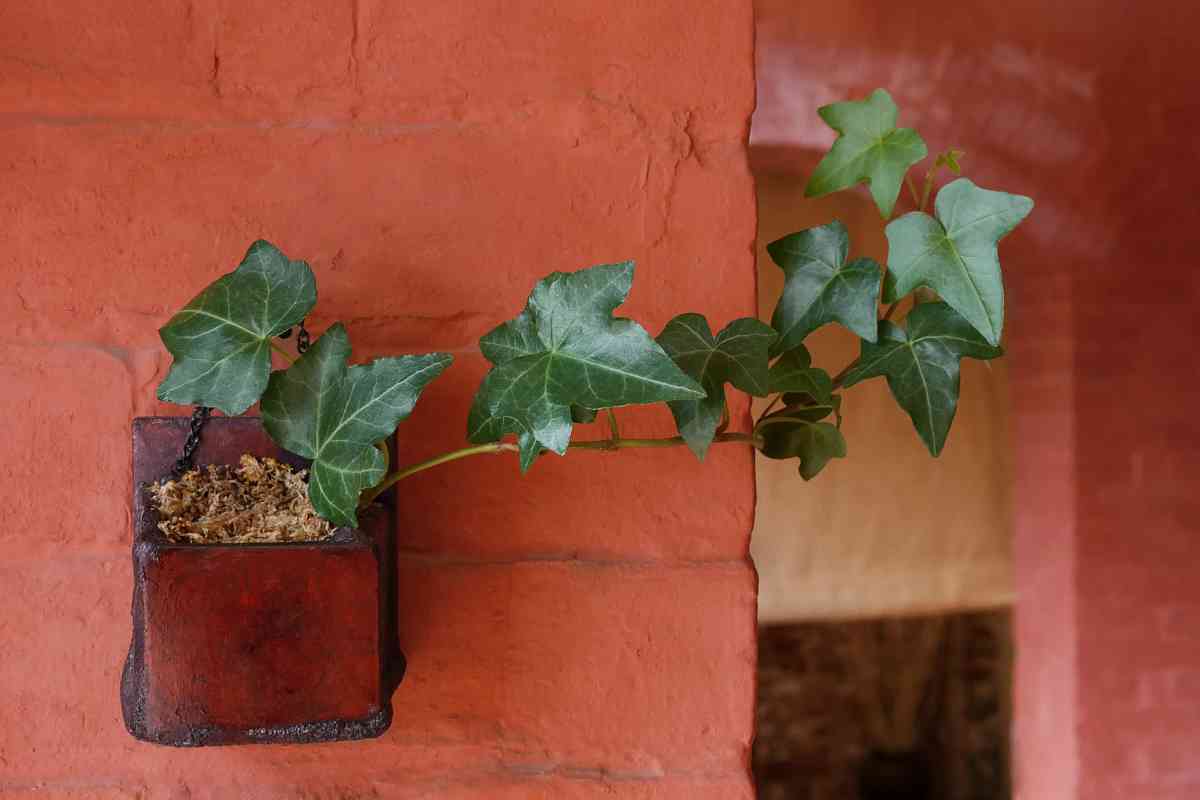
[938,148,965,174]
[757,412,847,480]
[767,221,881,356]
[467,263,704,471]
[657,314,777,460]
[157,240,317,415]
[805,89,928,218]
[841,302,1002,455]
[883,178,1033,346]
[261,324,451,526]
[768,348,834,404]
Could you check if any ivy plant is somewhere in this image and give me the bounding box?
[155,88,1032,529]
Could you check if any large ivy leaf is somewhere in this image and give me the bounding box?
[805,89,928,218]
[884,178,1033,346]
[657,313,776,460]
[841,302,1002,455]
[767,221,881,356]
[157,240,316,415]
[756,411,847,480]
[467,262,704,471]
[261,324,451,526]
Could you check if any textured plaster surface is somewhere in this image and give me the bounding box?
[0,1,759,796]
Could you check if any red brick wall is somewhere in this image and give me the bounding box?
[0,3,759,797]
[755,1,1200,798]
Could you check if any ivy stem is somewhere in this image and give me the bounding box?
[361,432,761,501]
[906,175,922,208]
[758,395,784,422]
[359,442,519,504]
[606,409,621,449]
[270,341,296,364]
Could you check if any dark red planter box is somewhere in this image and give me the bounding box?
[122,417,403,746]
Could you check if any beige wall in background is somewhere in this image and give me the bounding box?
[752,166,1013,623]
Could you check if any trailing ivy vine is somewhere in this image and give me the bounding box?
[156,88,1033,528]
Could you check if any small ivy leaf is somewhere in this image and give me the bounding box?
[775,402,834,424]
[779,394,844,427]
[467,263,704,471]
[883,178,1033,346]
[804,89,928,218]
[757,413,847,480]
[657,314,777,460]
[767,221,882,356]
[939,148,965,174]
[841,302,1002,455]
[157,240,317,415]
[768,349,834,404]
[261,324,451,527]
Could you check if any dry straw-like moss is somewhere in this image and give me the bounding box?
[149,454,333,544]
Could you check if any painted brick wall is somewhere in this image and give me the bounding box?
[0,3,759,797]
[755,1,1200,798]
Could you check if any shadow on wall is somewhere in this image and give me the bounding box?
[750,146,1012,624]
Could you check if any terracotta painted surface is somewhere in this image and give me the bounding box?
[0,3,758,797]
[754,1,1200,798]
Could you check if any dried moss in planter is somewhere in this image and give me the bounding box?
[150,455,333,544]
[127,87,1032,747]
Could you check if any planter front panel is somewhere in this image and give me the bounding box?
[141,544,381,733]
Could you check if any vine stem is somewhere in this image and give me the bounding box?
[757,394,784,422]
[359,431,761,504]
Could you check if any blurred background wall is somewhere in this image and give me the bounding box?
[749,2,1200,799]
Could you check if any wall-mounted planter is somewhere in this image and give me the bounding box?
[121,417,403,746]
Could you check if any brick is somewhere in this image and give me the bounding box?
[389,352,755,562]
[397,774,754,800]
[0,344,132,559]
[0,557,130,783]
[356,2,752,127]
[1,2,755,127]
[211,0,356,117]
[390,560,756,773]
[1,558,754,791]
[0,122,751,350]
[0,0,214,120]
[0,774,751,800]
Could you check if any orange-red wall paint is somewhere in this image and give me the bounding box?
[754,1,1200,798]
[0,3,760,797]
